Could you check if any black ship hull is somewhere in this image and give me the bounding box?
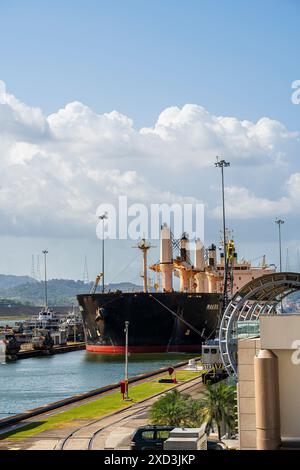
[77,292,221,354]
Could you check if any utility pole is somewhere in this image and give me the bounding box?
[42,250,48,309]
[286,248,290,272]
[124,321,129,400]
[275,219,284,272]
[215,157,230,311]
[98,213,108,293]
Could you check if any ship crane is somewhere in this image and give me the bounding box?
[249,254,268,268]
[90,273,103,294]
[223,238,235,309]
[133,239,156,293]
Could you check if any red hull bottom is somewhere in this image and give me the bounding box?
[86,344,201,354]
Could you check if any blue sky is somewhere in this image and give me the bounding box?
[0,0,299,281]
[1,0,299,128]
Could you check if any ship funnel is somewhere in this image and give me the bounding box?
[180,233,190,264]
[160,224,173,292]
[208,244,217,268]
[195,238,205,271]
[160,223,172,263]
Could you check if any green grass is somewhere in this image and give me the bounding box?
[1,370,201,441]
[174,370,201,381]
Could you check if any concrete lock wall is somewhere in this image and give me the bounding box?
[261,315,300,442]
[238,315,300,449]
[238,339,281,450]
[273,349,300,441]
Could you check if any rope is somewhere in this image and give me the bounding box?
[108,253,139,284]
[150,295,207,339]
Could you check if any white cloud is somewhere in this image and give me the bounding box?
[0,83,299,237]
[141,104,298,166]
[0,92,48,139]
[211,172,300,219]
[211,186,290,219]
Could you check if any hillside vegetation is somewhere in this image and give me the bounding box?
[0,275,141,306]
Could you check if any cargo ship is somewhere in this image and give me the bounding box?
[77,224,275,354]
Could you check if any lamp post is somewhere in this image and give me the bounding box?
[98,212,108,293]
[275,219,284,273]
[42,250,48,309]
[215,157,230,310]
[124,321,129,400]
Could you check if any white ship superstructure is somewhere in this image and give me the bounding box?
[150,224,275,296]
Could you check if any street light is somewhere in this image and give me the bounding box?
[98,212,108,293]
[42,250,48,309]
[124,321,129,400]
[275,219,284,272]
[215,157,230,310]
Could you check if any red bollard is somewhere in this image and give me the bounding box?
[168,366,177,383]
[120,380,126,400]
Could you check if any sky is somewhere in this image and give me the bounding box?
[0,0,299,283]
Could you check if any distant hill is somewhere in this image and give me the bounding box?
[0,274,37,289]
[0,276,143,307]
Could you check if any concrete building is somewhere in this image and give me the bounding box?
[238,314,300,450]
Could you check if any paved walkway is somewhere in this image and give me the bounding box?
[90,378,204,451]
[0,376,203,451]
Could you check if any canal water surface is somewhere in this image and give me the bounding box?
[0,350,195,418]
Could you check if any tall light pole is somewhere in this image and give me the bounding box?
[98,212,108,293]
[215,157,230,311]
[124,321,129,400]
[42,250,48,309]
[275,219,284,272]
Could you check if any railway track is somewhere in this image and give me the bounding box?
[56,377,202,451]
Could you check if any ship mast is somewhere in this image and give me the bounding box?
[133,239,155,293]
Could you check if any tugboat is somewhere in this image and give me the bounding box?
[61,306,84,342]
[23,250,65,348]
[22,307,62,332]
[0,332,21,361]
[31,329,54,351]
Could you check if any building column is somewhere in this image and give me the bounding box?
[254,349,281,450]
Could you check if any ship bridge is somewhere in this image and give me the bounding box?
[219,272,300,377]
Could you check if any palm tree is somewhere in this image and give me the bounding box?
[183,397,205,428]
[150,389,195,427]
[200,381,236,440]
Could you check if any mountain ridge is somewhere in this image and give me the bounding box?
[0,275,142,306]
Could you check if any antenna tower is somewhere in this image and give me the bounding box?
[36,255,41,281]
[30,255,36,279]
[83,255,89,284]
